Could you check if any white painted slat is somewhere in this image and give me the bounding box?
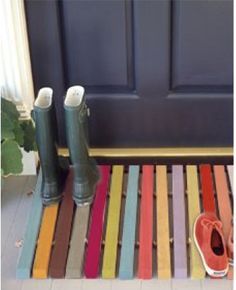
[82,279,112,290]
[141,280,171,290]
[111,280,141,290]
[2,176,29,254]
[172,279,201,290]
[51,279,83,290]
[66,206,90,278]
[2,176,36,290]
[227,165,233,194]
[201,279,233,290]
[21,280,52,290]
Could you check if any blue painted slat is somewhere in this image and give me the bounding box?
[16,169,43,279]
[119,166,139,279]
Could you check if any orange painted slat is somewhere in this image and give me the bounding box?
[32,204,59,278]
[213,165,233,280]
[214,166,233,238]
[138,165,153,279]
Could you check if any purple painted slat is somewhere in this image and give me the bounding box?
[172,165,187,278]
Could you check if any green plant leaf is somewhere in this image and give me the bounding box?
[1,112,15,140]
[1,98,19,122]
[1,140,23,175]
[14,122,24,146]
[21,120,37,152]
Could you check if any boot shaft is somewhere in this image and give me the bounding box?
[34,88,59,182]
[64,86,90,164]
[64,86,100,205]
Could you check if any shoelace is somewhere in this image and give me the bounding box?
[201,218,223,231]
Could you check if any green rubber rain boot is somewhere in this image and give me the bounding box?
[64,86,100,206]
[34,88,62,205]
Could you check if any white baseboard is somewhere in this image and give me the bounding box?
[20,149,37,175]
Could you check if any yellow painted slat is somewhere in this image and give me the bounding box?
[32,204,59,278]
[102,165,124,278]
[186,166,205,279]
[156,166,171,279]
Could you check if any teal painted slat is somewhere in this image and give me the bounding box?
[119,166,139,279]
[16,169,43,279]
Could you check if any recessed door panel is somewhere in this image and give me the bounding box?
[25,0,233,147]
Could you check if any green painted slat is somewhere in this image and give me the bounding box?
[16,169,43,279]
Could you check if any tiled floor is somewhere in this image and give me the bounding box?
[1,176,234,290]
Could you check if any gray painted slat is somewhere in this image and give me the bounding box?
[2,176,28,254]
[172,165,188,278]
[16,170,43,279]
[119,166,139,279]
[227,165,233,194]
[65,205,90,278]
[2,176,36,290]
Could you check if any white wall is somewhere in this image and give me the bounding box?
[1,0,37,175]
[0,0,34,111]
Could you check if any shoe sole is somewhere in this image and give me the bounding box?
[193,216,229,278]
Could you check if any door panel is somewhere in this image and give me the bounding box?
[25,0,233,147]
[62,0,134,89]
[172,0,233,88]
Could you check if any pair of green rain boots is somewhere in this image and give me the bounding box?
[34,86,100,206]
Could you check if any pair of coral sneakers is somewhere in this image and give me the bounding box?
[194,212,233,277]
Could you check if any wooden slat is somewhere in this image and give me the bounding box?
[227,165,233,194]
[49,170,74,278]
[65,205,90,278]
[156,166,171,279]
[16,170,43,279]
[199,164,216,213]
[214,166,233,239]
[102,165,124,279]
[213,165,233,280]
[172,165,187,278]
[156,165,171,279]
[199,165,222,280]
[119,166,139,279]
[84,165,110,278]
[186,166,205,279]
[138,165,154,279]
[32,204,59,278]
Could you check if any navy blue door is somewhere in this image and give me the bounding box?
[25,0,233,147]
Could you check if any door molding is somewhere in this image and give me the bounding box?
[58,147,233,158]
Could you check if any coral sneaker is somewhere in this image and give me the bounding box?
[194,212,229,277]
[227,221,233,266]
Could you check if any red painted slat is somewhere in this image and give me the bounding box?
[138,165,153,279]
[199,164,216,213]
[84,165,110,278]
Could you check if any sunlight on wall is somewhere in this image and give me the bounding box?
[0,0,34,112]
[0,0,37,174]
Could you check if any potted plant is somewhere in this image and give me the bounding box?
[1,97,36,177]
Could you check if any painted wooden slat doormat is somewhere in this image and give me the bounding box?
[16,164,234,280]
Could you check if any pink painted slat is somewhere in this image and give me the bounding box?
[172,165,187,278]
[138,165,153,279]
[84,165,110,278]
